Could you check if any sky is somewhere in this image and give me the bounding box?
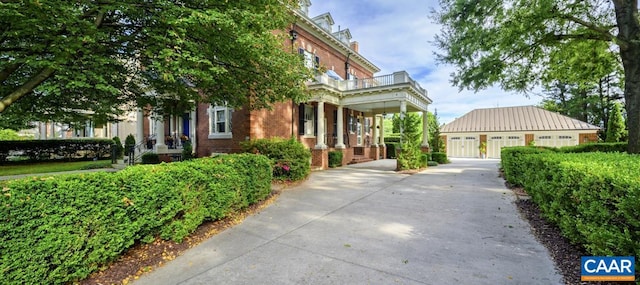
[308,1,543,124]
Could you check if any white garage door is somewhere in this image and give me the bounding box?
[534,134,577,148]
[487,135,524,158]
[447,135,479,158]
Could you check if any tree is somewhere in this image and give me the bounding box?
[397,114,423,170]
[428,111,445,152]
[606,102,627,142]
[1,1,311,125]
[434,0,640,153]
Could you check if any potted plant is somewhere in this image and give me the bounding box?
[479,142,487,159]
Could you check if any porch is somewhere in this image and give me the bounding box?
[306,71,432,169]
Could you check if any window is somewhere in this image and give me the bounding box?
[208,105,232,139]
[298,104,315,136]
[348,113,356,133]
[508,136,520,140]
[490,136,503,140]
[450,137,461,140]
[364,118,371,134]
[298,48,319,70]
[559,135,572,139]
[537,136,552,140]
[465,136,476,140]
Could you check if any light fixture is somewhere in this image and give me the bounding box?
[289,29,298,42]
[382,101,386,117]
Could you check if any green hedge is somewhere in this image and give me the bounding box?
[558,142,627,153]
[501,150,640,261]
[386,143,399,158]
[384,136,401,144]
[0,139,113,164]
[328,151,343,168]
[0,154,272,284]
[431,152,449,164]
[241,137,311,181]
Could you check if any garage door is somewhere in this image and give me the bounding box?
[534,134,577,148]
[447,135,479,158]
[487,135,524,158]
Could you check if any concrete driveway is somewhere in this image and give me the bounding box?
[133,158,562,285]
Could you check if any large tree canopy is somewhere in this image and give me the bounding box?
[434,0,640,153]
[0,0,311,127]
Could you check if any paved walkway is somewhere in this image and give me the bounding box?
[133,158,562,285]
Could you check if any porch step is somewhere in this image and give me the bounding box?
[348,155,373,165]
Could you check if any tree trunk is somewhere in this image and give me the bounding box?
[614,1,640,153]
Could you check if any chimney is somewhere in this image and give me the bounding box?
[350,41,359,52]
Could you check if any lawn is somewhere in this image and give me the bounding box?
[0,160,112,176]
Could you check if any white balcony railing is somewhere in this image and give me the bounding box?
[311,71,429,101]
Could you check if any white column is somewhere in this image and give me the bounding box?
[380,115,385,146]
[372,115,379,147]
[39,122,46,139]
[86,121,94,138]
[315,101,327,149]
[136,110,145,146]
[336,106,345,149]
[60,124,67,139]
[154,114,167,153]
[190,110,196,152]
[422,111,430,147]
[399,101,407,143]
[50,122,55,139]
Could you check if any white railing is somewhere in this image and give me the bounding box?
[312,71,429,101]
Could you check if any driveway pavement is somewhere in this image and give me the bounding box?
[133,158,562,285]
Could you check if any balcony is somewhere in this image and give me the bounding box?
[308,71,432,113]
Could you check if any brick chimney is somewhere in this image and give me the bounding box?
[350,41,359,52]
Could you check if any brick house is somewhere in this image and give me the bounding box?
[136,1,432,169]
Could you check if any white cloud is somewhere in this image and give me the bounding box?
[308,0,542,124]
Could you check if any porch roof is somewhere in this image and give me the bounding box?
[307,71,432,113]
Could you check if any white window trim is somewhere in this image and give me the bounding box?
[208,105,233,139]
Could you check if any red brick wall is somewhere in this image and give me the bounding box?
[195,103,251,157]
[250,101,296,139]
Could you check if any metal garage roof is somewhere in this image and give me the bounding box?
[441,106,601,133]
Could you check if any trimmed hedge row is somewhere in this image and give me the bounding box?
[0,154,272,284]
[241,137,311,181]
[501,148,640,259]
[0,139,113,164]
[558,142,627,153]
[431,152,449,164]
[328,151,343,168]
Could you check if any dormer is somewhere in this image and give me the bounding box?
[298,0,311,16]
[312,12,334,33]
[333,28,352,45]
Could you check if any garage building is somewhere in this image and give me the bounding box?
[440,106,600,158]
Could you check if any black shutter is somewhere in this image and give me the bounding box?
[315,56,320,69]
[298,104,305,135]
[313,105,318,136]
[332,110,337,136]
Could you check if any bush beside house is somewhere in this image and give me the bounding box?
[241,137,311,181]
[328,151,343,168]
[0,154,272,284]
[501,147,640,266]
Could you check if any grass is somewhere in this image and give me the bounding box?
[0,160,113,176]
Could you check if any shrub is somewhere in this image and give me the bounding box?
[141,152,160,164]
[0,139,113,164]
[420,153,429,168]
[0,154,272,284]
[112,136,124,159]
[427,161,438,167]
[431,152,449,164]
[500,146,554,186]
[558,142,627,153]
[182,140,194,160]
[386,143,399,158]
[240,137,311,181]
[397,141,422,170]
[384,135,401,144]
[124,134,136,156]
[328,151,343,168]
[500,151,640,264]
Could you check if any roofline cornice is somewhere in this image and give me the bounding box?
[292,10,381,74]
